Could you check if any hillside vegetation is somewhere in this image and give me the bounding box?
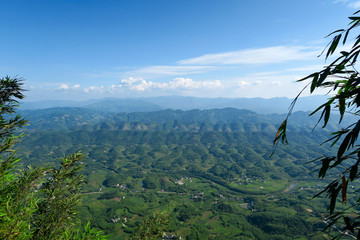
[14,107,348,239]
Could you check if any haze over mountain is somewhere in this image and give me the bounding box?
[20,95,327,114]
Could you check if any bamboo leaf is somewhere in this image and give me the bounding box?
[319,157,332,178]
[309,99,333,117]
[343,29,350,44]
[310,73,319,93]
[352,38,360,51]
[323,104,331,128]
[352,51,360,65]
[338,132,352,159]
[326,35,341,59]
[339,97,345,122]
[274,120,288,145]
[341,176,347,204]
[313,180,338,199]
[349,16,360,21]
[329,185,341,214]
[297,72,318,82]
[318,68,331,87]
[350,164,358,181]
[325,29,345,38]
[350,120,360,147]
[344,216,354,233]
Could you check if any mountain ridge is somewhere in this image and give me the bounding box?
[20,95,328,114]
[19,107,352,134]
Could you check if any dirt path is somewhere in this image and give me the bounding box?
[283,183,297,192]
[79,191,102,195]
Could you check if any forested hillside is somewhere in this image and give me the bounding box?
[17,107,345,239]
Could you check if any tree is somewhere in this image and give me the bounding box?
[32,152,86,239]
[274,10,360,239]
[0,76,106,239]
[130,212,170,240]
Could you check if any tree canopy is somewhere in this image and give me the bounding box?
[274,10,360,239]
[0,76,106,239]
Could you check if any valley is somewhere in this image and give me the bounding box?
[16,106,344,239]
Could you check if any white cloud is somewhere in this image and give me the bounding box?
[239,81,250,87]
[286,65,325,72]
[118,77,222,91]
[109,84,122,93]
[85,45,327,86]
[84,86,104,93]
[121,76,143,85]
[59,84,70,90]
[85,66,218,81]
[238,80,262,87]
[232,71,305,90]
[168,78,222,89]
[127,65,216,77]
[271,81,282,85]
[253,80,263,85]
[120,77,160,91]
[348,1,360,8]
[178,46,320,65]
[58,84,80,90]
[250,71,281,76]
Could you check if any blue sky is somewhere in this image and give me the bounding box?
[1,0,359,101]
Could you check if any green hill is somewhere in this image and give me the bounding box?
[16,107,343,239]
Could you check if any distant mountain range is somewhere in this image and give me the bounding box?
[20,95,328,114]
[19,106,353,135]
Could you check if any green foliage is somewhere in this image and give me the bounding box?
[0,160,46,239]
[32,152,85,239]
[0,76,35,239]
[13,92,348,238]
[274,9,360,239]
[142,175,159,189]
[103,172,125,187]
[20,127,332,238]
[130,212,169,240]
[16,112,336,238]
[0,76,106,239]
[64,221,107,240]
[0,76,27,139]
